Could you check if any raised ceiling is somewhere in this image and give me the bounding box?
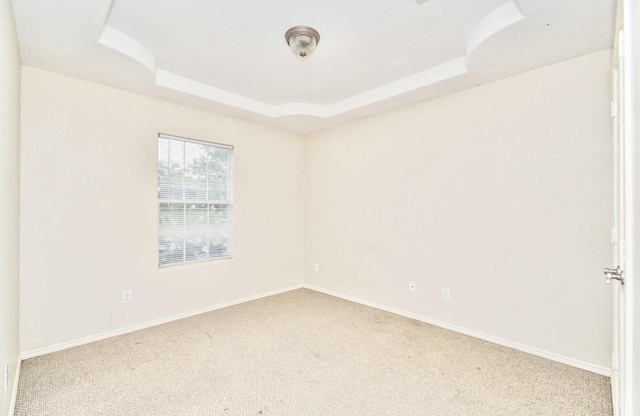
[13,0,614,134]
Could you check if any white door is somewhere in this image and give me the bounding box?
[609,2,633,413]
[610,32,625,414]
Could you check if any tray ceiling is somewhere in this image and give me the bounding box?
[13,0,614,134]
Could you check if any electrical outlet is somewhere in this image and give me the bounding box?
[122,290,133,304]
[313,262,319,272]
[4,362,9,392]
[409,281,417,292]
[442,287,451,300]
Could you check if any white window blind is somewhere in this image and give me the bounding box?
[158,134,233,266]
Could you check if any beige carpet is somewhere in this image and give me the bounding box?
[15,289,612,415]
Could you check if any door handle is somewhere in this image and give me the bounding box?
[604,266,624,285]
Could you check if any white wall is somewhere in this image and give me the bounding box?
[0,0,21,414]
[305,50,613,369]
[20,67,305,353]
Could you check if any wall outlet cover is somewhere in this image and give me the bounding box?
[4,362,8,392]
[122,290,133,303]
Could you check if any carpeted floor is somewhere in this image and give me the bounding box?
[15,289,612,415]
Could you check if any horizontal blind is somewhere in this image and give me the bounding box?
[158,134,233,266]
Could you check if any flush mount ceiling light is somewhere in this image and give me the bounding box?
[285,26,320,59]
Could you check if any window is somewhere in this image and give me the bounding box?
[158,134,233,266]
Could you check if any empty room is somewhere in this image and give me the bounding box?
[1,0,639,415]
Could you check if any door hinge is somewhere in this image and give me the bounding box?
[612,227,618,243]
[618,31,624,58]
[612,352,618,371]
[611,101,618,118]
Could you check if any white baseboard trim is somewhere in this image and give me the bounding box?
[20,284,304,360]
[8,358,21,416]
[303,284,611,377]
[19,283,611,377]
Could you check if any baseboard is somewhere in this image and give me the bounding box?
[20,283,304,360]
[304,284,611,377]
[19,282,611,377]
[8,358,20,416]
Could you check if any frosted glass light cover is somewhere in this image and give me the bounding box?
[290,34,317,57]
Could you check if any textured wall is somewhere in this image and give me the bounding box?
[20,67,305,353]
[305,50,613,369]
[0,0,21,413]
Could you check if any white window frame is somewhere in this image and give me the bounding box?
[157,133,234,267]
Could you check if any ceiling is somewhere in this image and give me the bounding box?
[12,0,615,135]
